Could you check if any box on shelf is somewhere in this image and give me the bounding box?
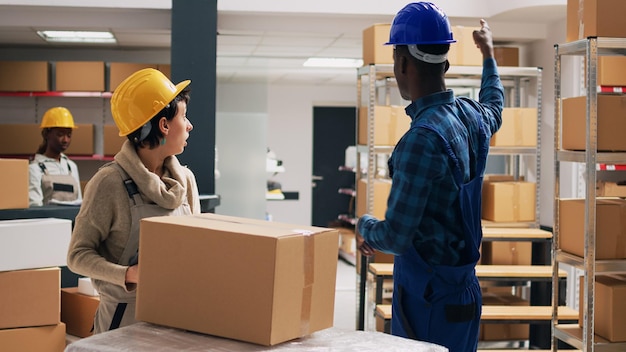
[591,56,626,87]
[55,61,105,91]
[482,181,536,222]
[0,218,72,272]
[0,124,42,155]
[109,62,157,91]
[490,107,537,147]
[597,181,626,197]
[0,322,66,352]
[65,123,94,155]
[0,158,28,210]
[493,47,520,67]
[566,0,626,42]
[448,26,482,66]
[357,105,410,146]
[356,178,392,220]
[0,61,49,91]
[579,275,626,342]
[337,227,356,256]
[362,24,393,66]
[480,292,529,341]
[559,198,626,260]
[136,213,339,346]
[0,267,60,329]
[103,124,125,156]
[480,241,532,265]
[61,287,100,338]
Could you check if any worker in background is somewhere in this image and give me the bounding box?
[355,3,503,352]
[67,68,201,333]
[28,106,82,206]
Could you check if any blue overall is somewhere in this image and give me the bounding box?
[391,121,489,352]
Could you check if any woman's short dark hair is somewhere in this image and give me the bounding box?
[128,88,191,149]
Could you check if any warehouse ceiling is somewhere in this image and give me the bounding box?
[0,2,566,86]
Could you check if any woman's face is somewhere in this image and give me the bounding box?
[165,100,192,155]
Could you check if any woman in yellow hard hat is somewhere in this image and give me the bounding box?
[28,106,82,206]
[67,68,201,333]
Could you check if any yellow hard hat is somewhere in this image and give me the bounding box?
[40,107,76,129]
[110,68,191,136]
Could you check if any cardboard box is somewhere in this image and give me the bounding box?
[103,124,125,156]
[337,227,356,255]
[490,108,538,147]
[356,178,392,219]
[0,218,72,272]
[136,213,339,346]
[481,292,529,341]
[493,47,519,67]
[480,241,532,265]
[579,275,626,342]
[0,124,41,155]
[65,123,94,155]
[482,181,536,222]
[55,61,105,91]
[362,24,393,65]
[0,322,66,352]
[61,287,99,338]
[597,181,626,197]
[109,62,157,91]
[562,95,626,151]
[0,158,29,210]
[594,56,626,87]
[566,0,626,42]
[448,26,482,66]
[0,267,60,329]
[559,198,626,259]
[78,277,99,296]
[358,105,410,146]
[0,61,49,91]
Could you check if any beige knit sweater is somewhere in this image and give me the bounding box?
[67,140,200,292]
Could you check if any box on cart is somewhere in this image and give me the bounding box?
[136,213,339,346]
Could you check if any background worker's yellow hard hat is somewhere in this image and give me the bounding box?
[110,68,191,136]
[40,107,77,129]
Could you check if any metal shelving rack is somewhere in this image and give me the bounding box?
[552,37,626,352]
[355,63,544,332]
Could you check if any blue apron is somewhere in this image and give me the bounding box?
[391,120,489,352]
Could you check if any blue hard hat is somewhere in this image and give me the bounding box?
[385,2,456,45]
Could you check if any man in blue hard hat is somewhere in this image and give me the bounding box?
[356,2,503,352]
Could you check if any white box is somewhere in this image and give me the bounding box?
[78,277,99,296]
[0,218,72,272]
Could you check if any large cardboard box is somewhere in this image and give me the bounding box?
[55,61,105,91]
[0,267,60,329]
[579,275,626,342]
[136,213,339,346]
[0,61,49,91]
[448,26,482,66]
[559,198,626,259]
[0,124,41,155]
[0,218,72,272]
[480,241,532,265]
[61,287,99,338]
[0,322,66,352]
[362,24,393,65]
[566,0,626,42]
[596,181,626,197]
[65,123,94,155]
[109,62,157,91]
[103,124,125,156]
[594,56,626,87]
[490,108,537,147]
[0,158,29,210]
[482,181,536,222]
[562,95,626,152]
[480,292,529,341]
[358,105,410,146]
[493,47,519,67]
[356,178,392,219]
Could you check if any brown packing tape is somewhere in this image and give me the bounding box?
[300,234,314,336]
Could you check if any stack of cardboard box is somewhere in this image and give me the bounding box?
[0,218,72,351]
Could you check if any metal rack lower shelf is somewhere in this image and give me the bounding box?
[554,324,626,352]
[555,250,626,273]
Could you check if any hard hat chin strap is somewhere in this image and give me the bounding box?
[408,45,447,64]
